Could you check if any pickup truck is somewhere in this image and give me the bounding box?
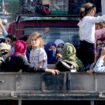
[0,72,104,105]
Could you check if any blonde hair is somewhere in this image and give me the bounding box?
[80,2,96,19]
[27,32,44,48]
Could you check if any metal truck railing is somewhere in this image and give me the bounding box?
[0,72,104,100]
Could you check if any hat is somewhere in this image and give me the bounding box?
[0,43,11,51]
[14,40,27,56]
[54,39,64,46]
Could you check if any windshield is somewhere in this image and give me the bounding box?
[23,27,79,47]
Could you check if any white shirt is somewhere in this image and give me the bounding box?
[93,57,105,72]
[30,48,48,69]
[78,15,105,43]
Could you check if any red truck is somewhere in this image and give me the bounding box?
[7,15,79,46]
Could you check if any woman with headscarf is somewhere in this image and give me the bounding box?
[45,42,58,64]
[56,43,84,72]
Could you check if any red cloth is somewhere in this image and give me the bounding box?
[14,40,27,56]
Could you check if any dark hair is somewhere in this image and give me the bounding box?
[0,38,5,43]
[6,35,17,42]
[19,36,28,41]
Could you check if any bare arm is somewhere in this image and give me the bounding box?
[0,18,8,36]
[0,19,5,32]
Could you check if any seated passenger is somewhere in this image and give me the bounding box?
[5,35,17,55]
[28,32,48,69]
[45,42,58,64]
[95,39,103,62]
[0,40,59,75]
[92,46,105,72]
[0,43,11,64]
[56,43,84,72]
[54,39,64,54]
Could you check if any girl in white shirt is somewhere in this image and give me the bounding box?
[27,32,60,75]
[28,32,47,69]
[77,2,105,71]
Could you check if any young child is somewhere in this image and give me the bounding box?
[92,46,105,72]
[78,2,105,70]
[28,32,48,69]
